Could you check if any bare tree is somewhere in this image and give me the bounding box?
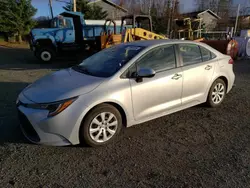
[119,0,180,35]
[122,0,171,15]
[195,0,233,14]
[195,0,218,11]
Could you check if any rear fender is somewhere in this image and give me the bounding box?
[205,71,230,99]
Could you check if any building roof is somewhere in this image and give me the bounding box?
[183,9,221,20]
[88,0,128,13]
[198,9,221,19]
[60,11,83,17]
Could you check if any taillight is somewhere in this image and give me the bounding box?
[229,59,234,64]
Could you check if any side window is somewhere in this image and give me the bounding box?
[136,45,176,72]
[200,46,217,62]
[200,46,212,62]
[65,19,72,28]
[211,52,216,59]
[179,44,202,66]
[58,18,64,28]
[51,18,57,28]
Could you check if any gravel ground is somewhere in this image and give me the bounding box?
[0,47,250,188]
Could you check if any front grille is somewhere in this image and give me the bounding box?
[18,110,40,142]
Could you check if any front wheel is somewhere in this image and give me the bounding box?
[35,47,55,62]
[206,79,226,107]
[80,104,123,147]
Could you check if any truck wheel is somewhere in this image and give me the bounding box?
[36,47,55,62]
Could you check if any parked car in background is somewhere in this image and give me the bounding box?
[17,40,235,147]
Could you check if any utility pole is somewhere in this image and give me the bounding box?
[73,0,76,12]
[148,0,152,16]
[49,0,54,19]
[234,4,240,36]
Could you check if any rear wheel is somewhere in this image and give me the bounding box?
[80,104,122,147]
[206,79,226,107]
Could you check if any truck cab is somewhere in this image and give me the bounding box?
[50,16,75,44]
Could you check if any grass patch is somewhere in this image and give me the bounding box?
[0,41,29,49]
[0,36,6,42]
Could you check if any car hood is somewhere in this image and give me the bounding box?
[22,68,105,103]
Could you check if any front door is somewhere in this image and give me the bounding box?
[65,29,75,43]
[178,44,216,105]
[129,44,183,121]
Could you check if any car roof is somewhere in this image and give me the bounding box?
[126,39,223,56]
[127,39,197,47]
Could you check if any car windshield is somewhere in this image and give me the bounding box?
[73,44,145,78]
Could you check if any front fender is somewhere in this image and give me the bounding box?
[68,92,133,145]
[33,36,56,47]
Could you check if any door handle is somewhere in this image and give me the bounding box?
[205,65,212,70]
[172,73,182,80]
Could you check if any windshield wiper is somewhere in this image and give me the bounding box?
[72,65,92,75]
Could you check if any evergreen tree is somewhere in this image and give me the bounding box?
[63,0,108,20]
[0,0,37,42]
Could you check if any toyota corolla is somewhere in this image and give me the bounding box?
[16,40,235,147]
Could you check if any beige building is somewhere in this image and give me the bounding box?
[197,9,221,31]
[88,0,128,20]
[183,9,221,31]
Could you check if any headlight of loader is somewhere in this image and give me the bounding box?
[26,97,77,117]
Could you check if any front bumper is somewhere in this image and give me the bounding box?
[17,93,73,146]
[17,107,72,146]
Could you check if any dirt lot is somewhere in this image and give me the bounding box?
[0,46,250,188]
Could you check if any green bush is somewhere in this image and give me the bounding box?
[0,35,6,42]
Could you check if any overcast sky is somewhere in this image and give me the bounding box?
[32,0,247,18]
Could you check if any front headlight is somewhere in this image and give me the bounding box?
[27,97,77,117]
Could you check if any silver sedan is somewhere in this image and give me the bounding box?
[16,40,235,147]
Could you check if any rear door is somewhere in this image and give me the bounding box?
[178,43,216,105]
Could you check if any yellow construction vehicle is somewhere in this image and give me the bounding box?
[174,17,203,40]
[100,15,167,49]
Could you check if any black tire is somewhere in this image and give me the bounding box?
[80,104,123,147]
[35,47,55,63]
[206,78,226,108]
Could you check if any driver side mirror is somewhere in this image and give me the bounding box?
[137,68,156,78]
[133,68,155,82]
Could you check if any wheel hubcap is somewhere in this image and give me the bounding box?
[89,112,118,143]
[41,51,51,61]
[212,83,225,104]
